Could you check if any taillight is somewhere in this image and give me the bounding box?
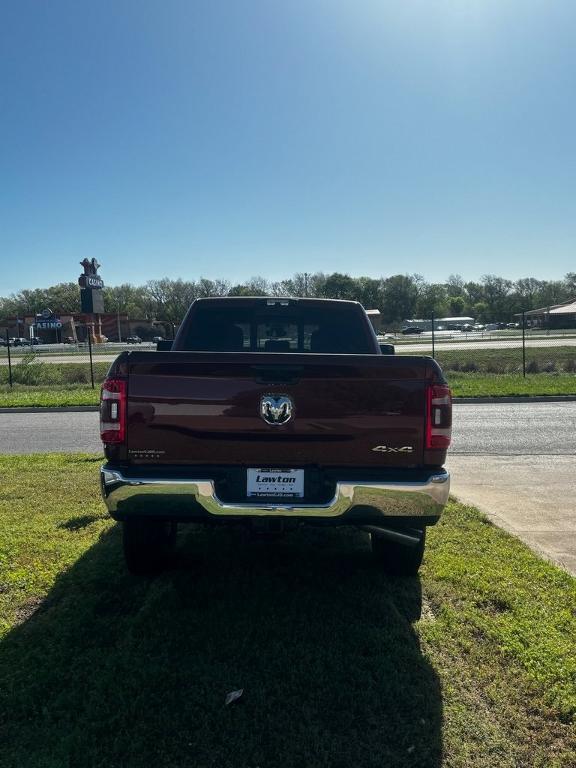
[426,384,452,449]
[100,378,127,444]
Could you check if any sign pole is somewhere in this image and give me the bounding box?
[77,258,104,385]
[87,324,95,389]
[522,311,526,377]
[6,330,12,387]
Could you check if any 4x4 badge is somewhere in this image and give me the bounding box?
[372,445,413,453]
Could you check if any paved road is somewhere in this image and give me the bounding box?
[1,401,574,456]
[0,410,100,454]
[1,403,574,574]
[450,402,576,455]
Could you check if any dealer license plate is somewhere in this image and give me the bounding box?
[247,468,304,498]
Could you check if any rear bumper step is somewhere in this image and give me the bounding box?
[100,466,450,520]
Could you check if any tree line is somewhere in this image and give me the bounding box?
[1,272,575,328]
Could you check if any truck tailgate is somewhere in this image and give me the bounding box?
[123,352,433,468]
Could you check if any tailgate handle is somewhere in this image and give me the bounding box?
[251,365,303,384]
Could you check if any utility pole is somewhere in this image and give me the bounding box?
[116,300,122,343]
[522,311,526,377]
[303,273,309,297]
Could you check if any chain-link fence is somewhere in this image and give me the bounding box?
[387,313,576,377]
[0,329,156,390]
[2,315,576,393]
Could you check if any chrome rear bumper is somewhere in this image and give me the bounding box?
[100,466,450,520]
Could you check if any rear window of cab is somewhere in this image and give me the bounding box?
[179,305,375,354]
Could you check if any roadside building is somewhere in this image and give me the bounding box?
[365,309,382,333]
[1,312,159,342]
[515,299,576,329]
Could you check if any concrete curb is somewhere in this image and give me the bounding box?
[1,396,576,414]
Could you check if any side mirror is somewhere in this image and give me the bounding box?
[157,340,173,351]
[379,343,395,355]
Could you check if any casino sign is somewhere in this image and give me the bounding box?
[79,258,105,314]
[79,274,104,289]
[78,258,104,289]
[36,308,62,330]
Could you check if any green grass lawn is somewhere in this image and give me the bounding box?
[0,346,574,406]
[0,385,99,407]
[446,372,576,397]
[0,454,575,767]
[434,345,576,374]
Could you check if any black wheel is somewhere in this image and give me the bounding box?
[371,529,426,576]
[122,518,177,576]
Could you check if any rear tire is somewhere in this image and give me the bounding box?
[371,529,426,576]
[122,518,177,576]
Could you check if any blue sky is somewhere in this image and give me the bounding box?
[1,0,574,294]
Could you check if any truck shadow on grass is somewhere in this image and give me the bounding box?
[0,525,442,768]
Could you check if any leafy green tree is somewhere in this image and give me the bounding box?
[415,284,448,319]
[473,301,489,323]
[564,272,576,297]
[513,278,543,313]
[228,277,269,296]
[197,278,230,297]
[445,274,466,298]
[380,275,420,325]
[44,283,80,314]
[228,285,257,296]
[1,271,573,331]
[463,281,485,309]
[317,273,357,300]
[104,284,149,318]
[144,279,198,323]
[448,296,466,316]
[537,280,568,308]
[480,274,513,321]
[0,283,79,317]
[354,277,384,309]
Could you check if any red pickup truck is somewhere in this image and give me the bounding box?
[100,297,451,576]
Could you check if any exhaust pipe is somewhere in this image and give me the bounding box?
[360,525,422,547]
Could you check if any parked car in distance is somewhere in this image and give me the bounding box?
[472,324,485,331]
[152,336,164,343]
[64,336,76,344]
[400,326,423,335]
[11,337,30,346]
[126,336,142,344]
